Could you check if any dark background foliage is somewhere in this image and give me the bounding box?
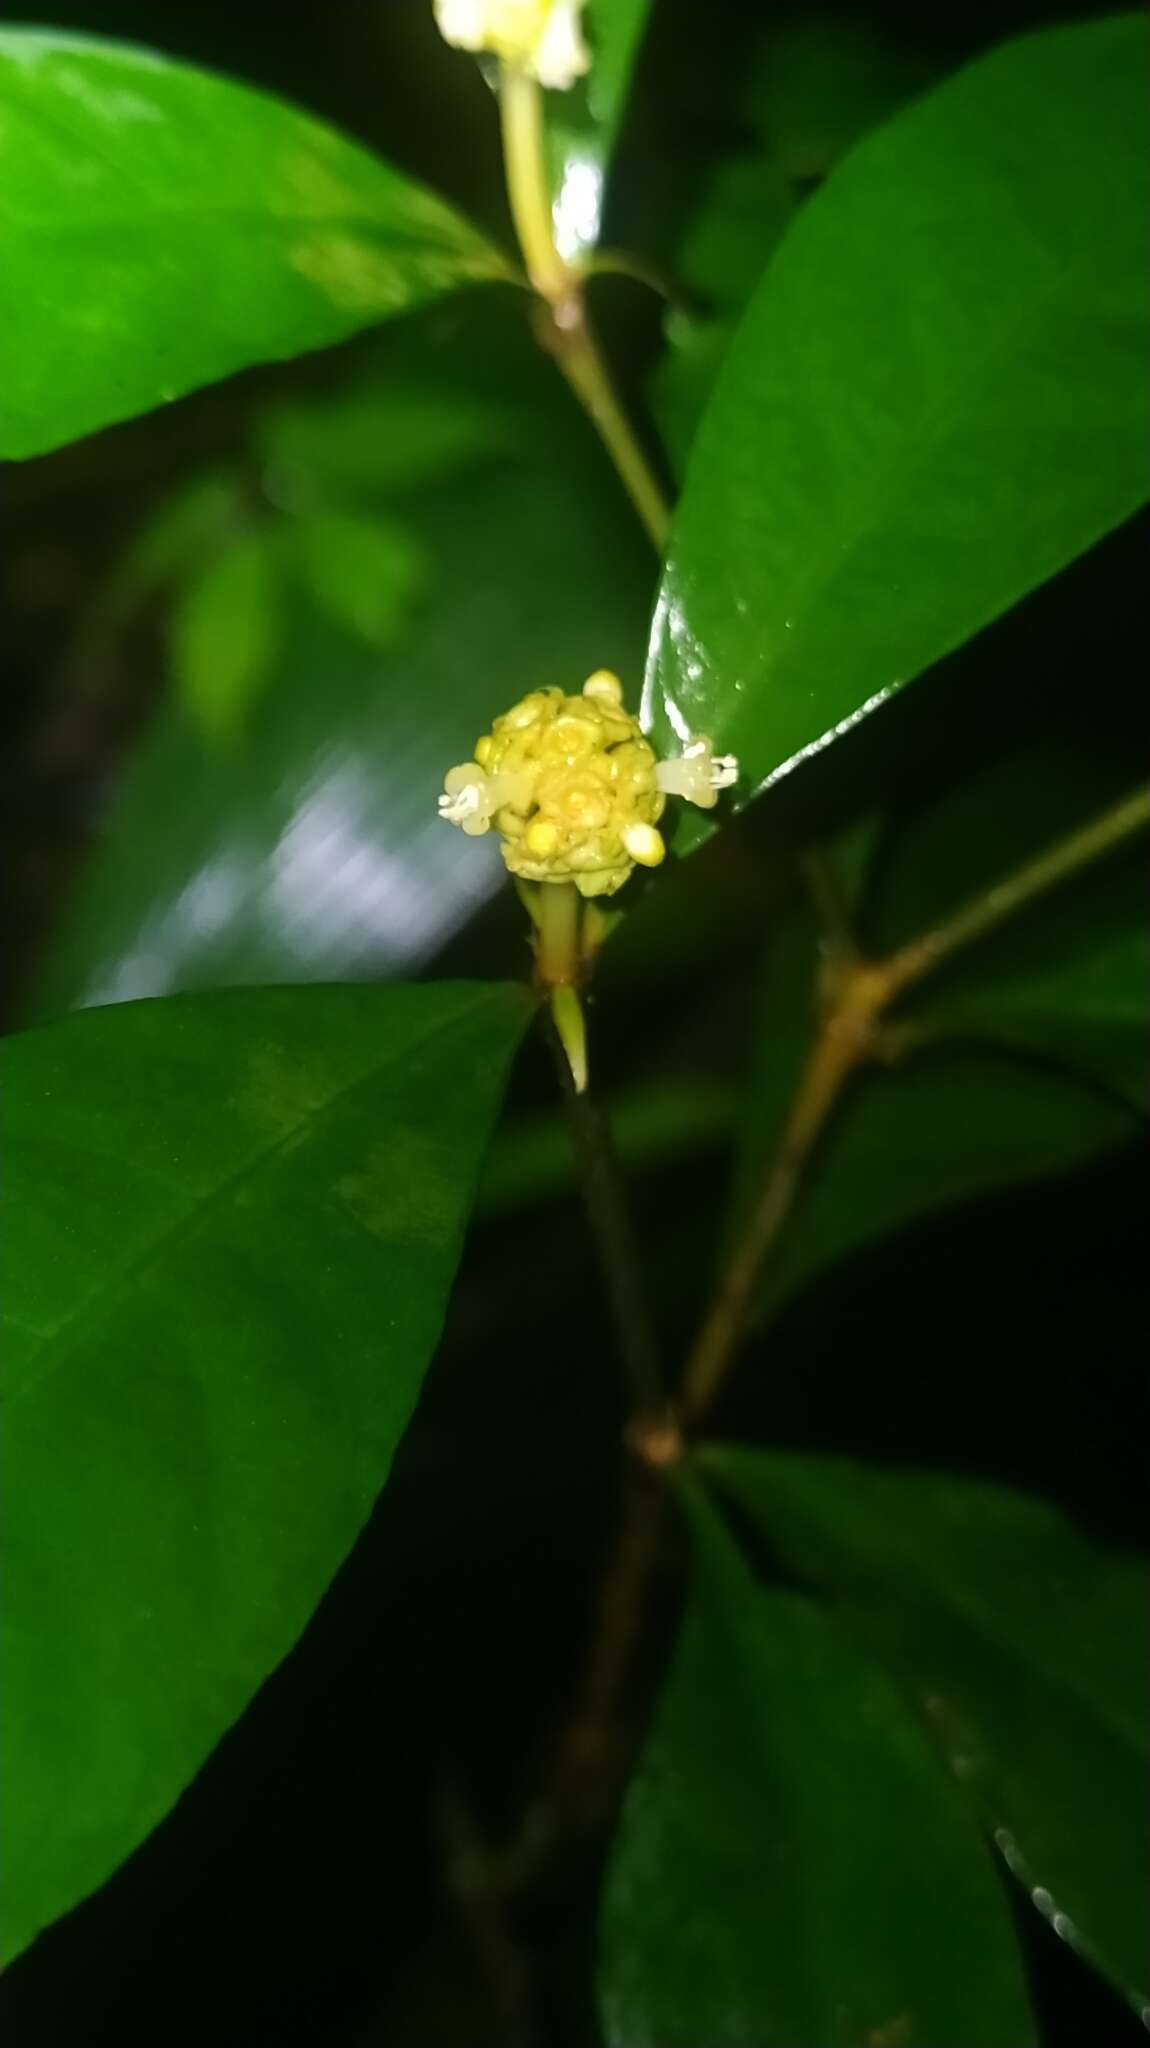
[1,3,1145,2042]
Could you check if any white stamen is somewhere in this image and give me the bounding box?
[656,737,739,809]
[438,783,483,824]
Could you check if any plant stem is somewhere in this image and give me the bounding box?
[677,981,876,1429]
[534,878,582,986]
[499,66,571,301]
[677,783,1150,1429]
[549,1023,667,1428]
[498,66,671,551]
[881,783,1150,1001]
[546,301,671,550]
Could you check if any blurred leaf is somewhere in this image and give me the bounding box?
[600,1476,1036,2047]
[652,9,940,468]
[734,740,1148,1319]
[255,387,520,502]
[1,978,529,1964]
[29,294,652,1014]
[643,17,1150,853]
[549,0,653,261]
[477,1079,735,1214]
[84,469,248,638]
[703,1449,1150,2013]
[0,29,510,458]
[287,509,426,647]
[169,529,281,743]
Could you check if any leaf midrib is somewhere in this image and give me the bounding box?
[7,989,507,1408]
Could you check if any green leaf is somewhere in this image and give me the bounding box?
[28,293,652,1013]
[83,468,249,636]
[549,0,652,260]
[0,979,529,1964]
[734,740,1148,1318]
[643,17,1150,853]
[0,30,510,458]
[287,508,425,647]
[169,528,281,743]
[702,1449,1150,2013]
[255,387,520,501]
[600,1477,1036,2047]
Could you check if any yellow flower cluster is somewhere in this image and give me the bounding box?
[433,0,589,90]
[439,670,737,897]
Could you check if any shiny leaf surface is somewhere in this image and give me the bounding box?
[643,17,1150,852]
[600,1478,1036,2047]
[1,979,529,1963]
[703,1449,1150,2012]
[29,294,653,1014]
[549,0,652,260]
[0,29,509,457]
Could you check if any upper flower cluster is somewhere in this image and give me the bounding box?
[433,0,590,90]
[439,670,737,897]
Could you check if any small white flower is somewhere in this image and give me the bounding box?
[438,761,535,835]
[433,0,590,90]
[437,761,495,835]
[656,737,739,810]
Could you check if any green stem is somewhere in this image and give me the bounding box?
[883,784,1150,1001]
[534,879,582,985]
[498,64,671,552]
[547,302,671,551]
[679,782,1150,1429]
[499,66,572,301]
[548,1024,666,1427]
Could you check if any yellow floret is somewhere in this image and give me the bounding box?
[449,674,665,896]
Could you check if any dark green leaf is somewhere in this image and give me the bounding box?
[83,469,249,636]
[0,30,510,457]
[28,294,652,1014]
[651,11,940,469]
[703,1449,1150,2012]
[600,1477,1036,2047]
[643,17,1150,852]
[169,528,281,743]
[0,979,529,1964]
[255,386,520,501]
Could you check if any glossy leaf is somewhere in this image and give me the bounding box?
[703,1449,1150,2012]
[549,0,652,260]
[0,979,529,1964]
[643,17,1150,852]
[734,740,1148,1318]
[28,294,652,1014]
[169,528,281,743]
[0,29,510,458]
[600,1477,1036,2047]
